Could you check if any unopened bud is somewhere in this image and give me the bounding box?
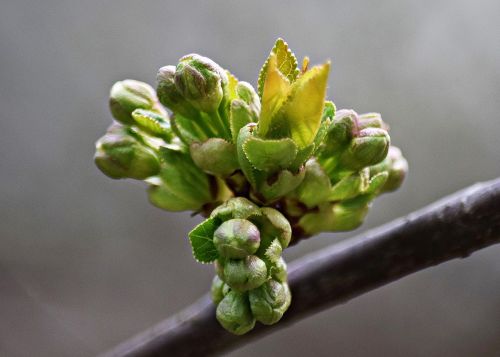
[249,280,291,325]
[223,255,267,292]
[271,257,288,283]
[236,81,261,119]
[109,80,161,125]
[175,54,228,113]
[190,138,239,177]
[210,275,230,305]
[357,112,384,129]
[157,65,199,118]
[260,207,292,249]
[216,291,255,335]
[339,127,390,171]
[214,219,261,259]
[94,124,160,180]
[322,109,357,155]
[370,146,408,192]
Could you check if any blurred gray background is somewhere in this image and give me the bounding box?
[1,0,499,356]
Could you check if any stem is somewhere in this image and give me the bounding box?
[192,112,217,138]
[208,110,231,140]
[101,177,500,357]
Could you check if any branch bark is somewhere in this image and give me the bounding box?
[102,177,500,357]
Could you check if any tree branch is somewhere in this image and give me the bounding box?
[102,177,500,357]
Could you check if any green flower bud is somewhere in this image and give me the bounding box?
[109,80,162,125]
[249,280,291,325]
[236,81,260,119]
[357,112,385,129]
[214,219,261,259]
[211,275,230,305]
[216,291,255,335]
[190,138,239,177]
[214,259,225,279]
[380,146,408,192]
[271,257,288,283]
[328,169,369,201]
[338,127,390,171]
[298,194,373,236]
[175,54,228,113]
[260,207,292,249]
[156,65,199,119]
[328,197,371,231]
[223,255,267,292]
[210,197,261,221]
[94,124,160,180]
[322,109,357,156]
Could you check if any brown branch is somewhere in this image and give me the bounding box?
[101,177,500,357]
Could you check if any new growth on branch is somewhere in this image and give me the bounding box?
[94,38,408,335]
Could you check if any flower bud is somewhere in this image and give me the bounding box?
[328,197,371,231]
[214,259,225,279]
[370,146,408,192]
[328,169,369,201]
[223,256,267,292]
[211,275,230,305]
[175,54,228,113]
[94,124,160,180]
[109,80,162,125]
[259,207,292,249]
[249,280,291,325]
[156,65,199,118]
[271,257,288,283]
[322,109,357,156]
[210,197,261,221]
[216,291,255,335]
[338,127,390,171]
[190,138,239,177]
[357,112,385,129]
[236,81,260,119]
[214,219,261,259]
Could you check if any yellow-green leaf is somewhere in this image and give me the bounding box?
[278,61,330,149]
[225,70,239,101]
[258,53,291,137]
[258,38,299,98]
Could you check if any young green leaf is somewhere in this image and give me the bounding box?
[258,53,291,138]
[258,38,299,98]
[259,169,305,203]
[131,109,172,141]
[229,100,254,142]
[296,159,332,208]
[188,217,219,263]
[243,137,297,172]
[277,61,330,149]
[225,70,239,101]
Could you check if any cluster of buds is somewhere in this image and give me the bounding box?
[192,198,291,334]
[94,39,408,334]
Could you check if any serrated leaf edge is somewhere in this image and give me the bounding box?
[188,217,219,264]
[258,38,299,98]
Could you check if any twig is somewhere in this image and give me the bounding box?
[102,177,500,357]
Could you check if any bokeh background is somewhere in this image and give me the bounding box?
[1,1,499,356]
